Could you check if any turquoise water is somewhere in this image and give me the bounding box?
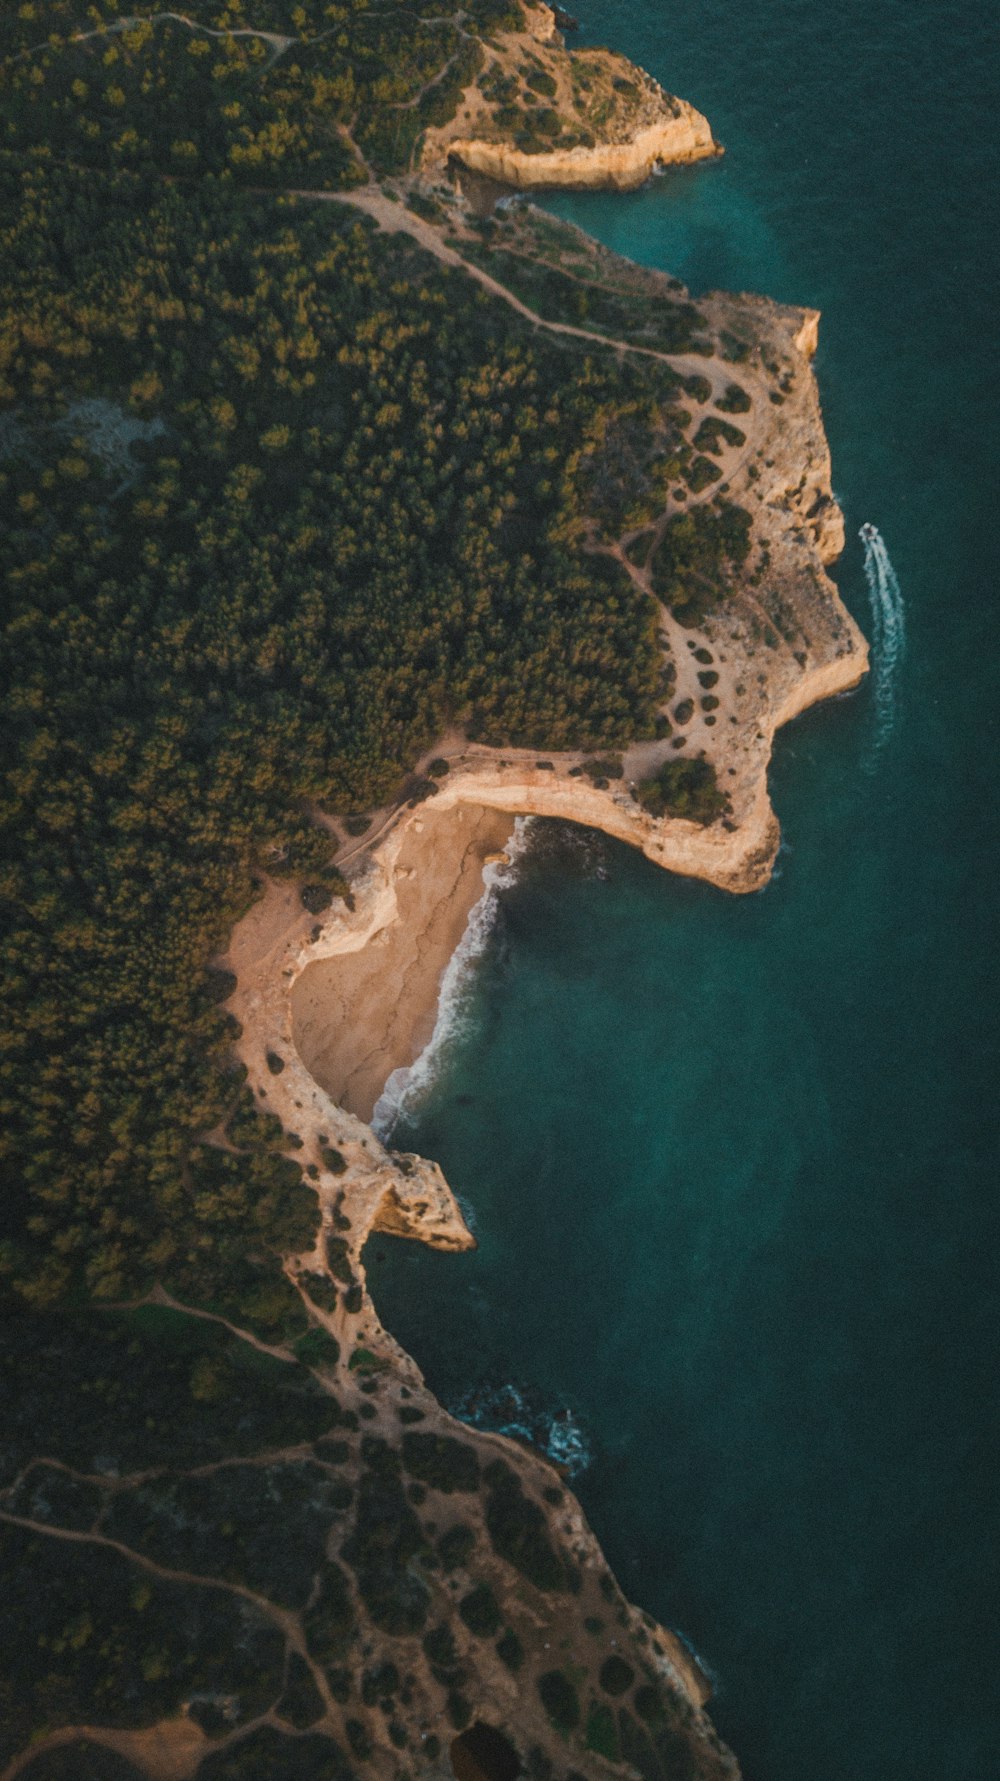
[367,4,1000,1776]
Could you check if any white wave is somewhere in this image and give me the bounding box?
[859,522,906,764]
[371,817,534,1139]
[451,1380,593,1478]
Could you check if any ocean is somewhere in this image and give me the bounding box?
[365,2,1000,1775]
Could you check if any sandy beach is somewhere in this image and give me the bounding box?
[290,804,513,1122]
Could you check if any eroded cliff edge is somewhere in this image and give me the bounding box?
[0,7,866,1776]
[210,200,866,1781]
[423,2,719,190]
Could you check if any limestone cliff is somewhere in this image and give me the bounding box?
[421,1,719,190]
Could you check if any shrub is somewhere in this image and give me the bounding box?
[292,1327,340,1368]
[459,1583,501,1637]
[448,1691,473,1730]
[343,1444,430,1634]
[344,814,371,837]
[684,454,722,494]
[484,1461,565,1591]
[265,1050,285,1075]
[585,1702,619,1759]
[637,755,729,825]
[599,1655,634,1696]
[581,756,623,781]
[496,1628,525,1671]
[717,381,752,412]
[300,883,332,914]
[427,757,450,776]
[438,1523,476,1571]
[402,1431,480,1493]
[537,1669,580,1733]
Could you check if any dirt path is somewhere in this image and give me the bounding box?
[298,185,753,393]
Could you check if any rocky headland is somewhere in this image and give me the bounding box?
[422,1,719,189]
[0,8,867,1778]
[210,150,866,1781]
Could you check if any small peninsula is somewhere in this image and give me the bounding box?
[0,5,865,1780]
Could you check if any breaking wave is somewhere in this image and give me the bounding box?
[371,817,534,1139]
[449,1378,593,1478]
[860,522,906,764]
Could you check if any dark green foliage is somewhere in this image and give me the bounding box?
[301,883,333,914]
[459,1583,501,1636]
[599,1655,635,1696]
[302,1561,354,1665]
[716,381,748,411]
[423,1624,460,1670]
[266,1049,286,1075]
[448,1690,474,1730]
[637,755,729,825]
[673,700,695,725]
[0,0,491,184]
[278,1652,327,1730]
[343,1283,364,1314]
[1,169,670,1312]
[345,1721,373,1762]
[537,1669,581,1733]
[398,1404,426,1424]
[692,416,746,455]
[321,1147,349,1178]
[438,1522,476,1571]
[581,756,624,781]
[585,1702,619,1760]
[684,454,723,494]
[484,1461,565,1591]
[343,1441,430,1634]
[197,1727,356,1781]
[634,1684,667,1728]
[300,1269,339,1314]
[683,374,713,404]
[0,1523,285,1767]
[697,670,719,688]
[103,1460,347,1609]
[460,233,708,355]
[402,1430,480,1492]
[0,1306,337,1481]
[361,1659,400,1705]
[496,1627,525,1671]
[293,1326,342,1368]
[7,1463,102,1533]
[649,503,752,624]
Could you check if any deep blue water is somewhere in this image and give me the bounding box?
[367,4,1000,1777]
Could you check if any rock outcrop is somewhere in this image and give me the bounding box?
[444,104,718,191]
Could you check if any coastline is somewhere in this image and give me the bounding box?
[291,805,513,1123]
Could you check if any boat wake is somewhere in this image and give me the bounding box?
[371,817,533,1139]
[859,522,906,765]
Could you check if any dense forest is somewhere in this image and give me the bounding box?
[0,144,682,1309]
[0,0,522,181]
[0,8,760,1774]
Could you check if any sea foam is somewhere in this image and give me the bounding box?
[449,1378,593,1478]
[371,816,533,1139]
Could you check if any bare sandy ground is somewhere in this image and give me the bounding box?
[290,804,513,1122]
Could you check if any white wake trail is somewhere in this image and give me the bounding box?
[371,817,533,1140]
[860,523,906,763]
